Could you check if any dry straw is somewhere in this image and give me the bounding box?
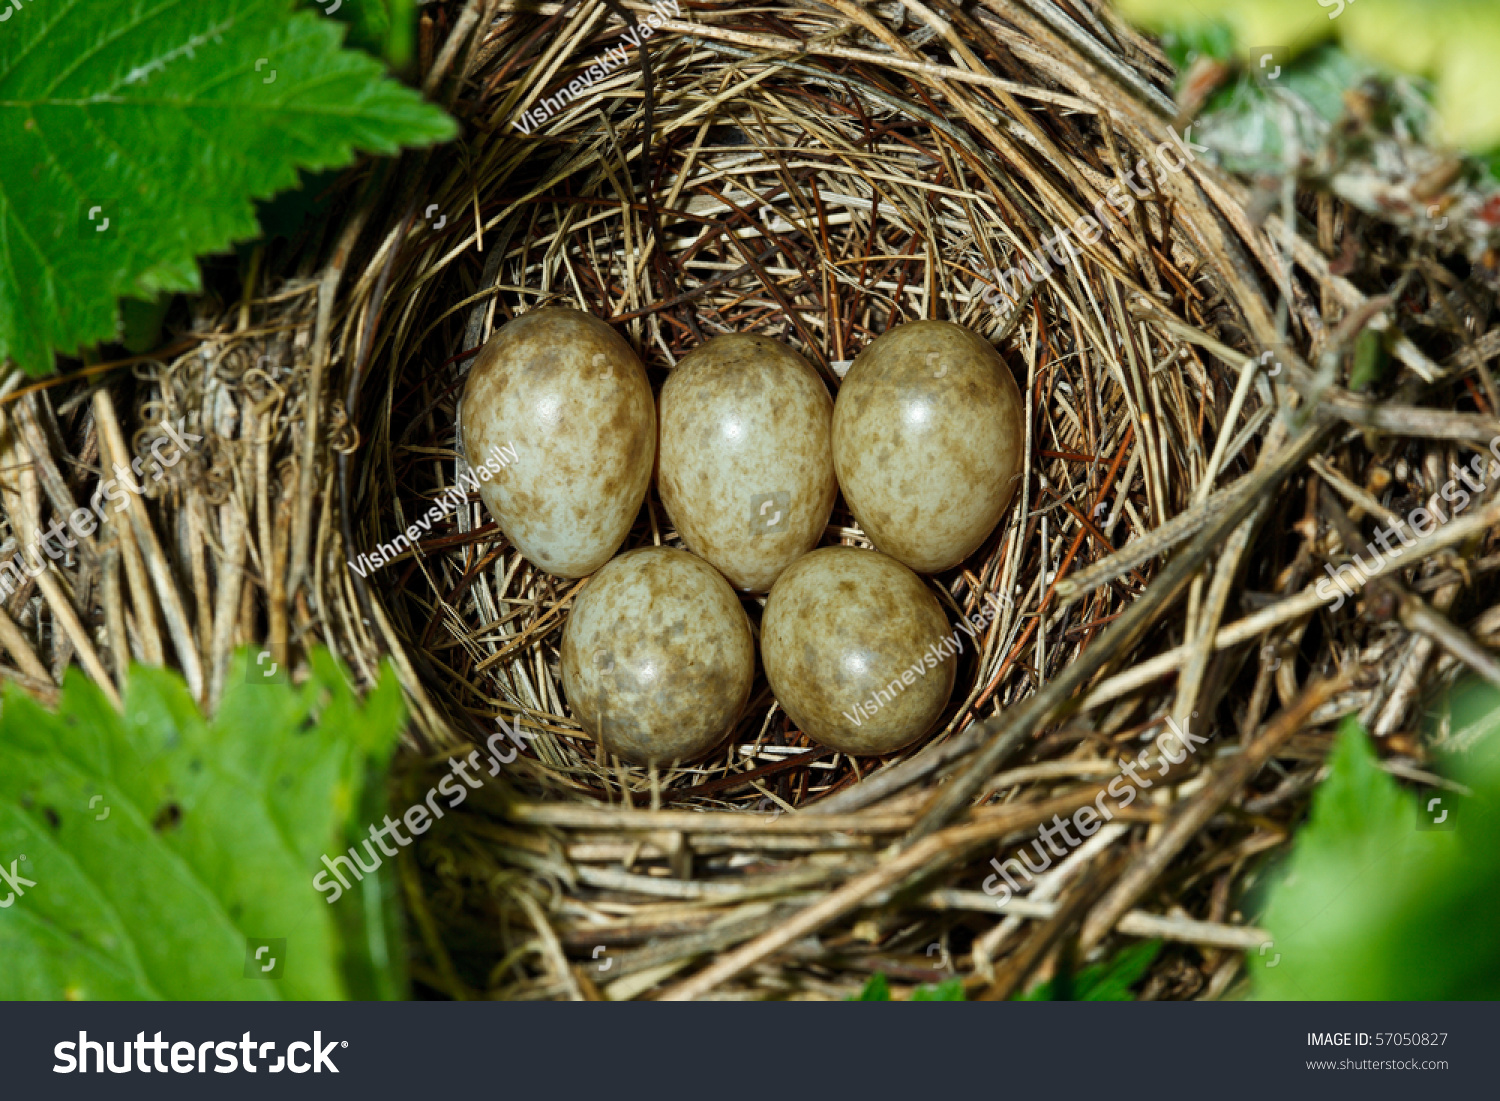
[4,0,1499,1000]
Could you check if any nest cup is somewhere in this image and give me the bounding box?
[394,13,1145,783]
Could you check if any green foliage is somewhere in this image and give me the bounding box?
[1119,0,1500,151]
[849,973,965,1001]
[0,649,407,1000]
[1348,327,1390,391]
[0,0,454,376]
[117,295,174,355]
[1438,676,1500,753]
[315,0,418,68]
[852,972,891,1000]
[1159,19,1236,70]
[1016,939,1162,1000]
[326,0,391,56]
[1251,713,1500,999]
[911,977,965,1001]
[1180,45,1389,177]
[848,944,1160,1002]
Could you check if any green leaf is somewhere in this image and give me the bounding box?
[1251,713,1500,999]
[0,648,407,1000]
[1118,0,1500,152]
[384,0,418,70]
[911,976,965,1001]
[1168,43,1400,178]
[1160,19,1237,71]
[1119,0,1331,57]
[1348,327,1389,391]
[0,0,455,375]
[1077,939,1162,1000]
[1017,940,1162,1000]
[117,294,173,354]
[1482,148,1500,183]
[312,0,416,66]
[320,0,391,56]
[1439,677,1500,759]
[847,972,965,1000]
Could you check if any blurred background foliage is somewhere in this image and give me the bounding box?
[1120,0,1500,154]
[1250,702,1500,999]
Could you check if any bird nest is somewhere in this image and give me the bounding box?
[10,0,1500,1001]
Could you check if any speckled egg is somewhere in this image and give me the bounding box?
[761,545,956,755]
[832,320,1025,573]
[461,308,655,578]
[658,334,838,592]
[560,546,755,765]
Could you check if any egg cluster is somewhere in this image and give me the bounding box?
[460,308,1024,766]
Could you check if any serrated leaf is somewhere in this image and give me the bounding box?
[0,648,407,1000]
[1252,714,1500,999]
[1119,0,1500,152]
[0,0,455,375]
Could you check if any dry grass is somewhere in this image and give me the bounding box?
[4,0,1500,1001]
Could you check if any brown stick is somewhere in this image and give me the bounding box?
[978,851,1123,1001]
[32,568,121,710]
[93,390,203,699]
[656,789,1099,1001]
[0,602,50,685]
[88,394,163,669]
[1077,673,1349,951]
[908,414,1333,844]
